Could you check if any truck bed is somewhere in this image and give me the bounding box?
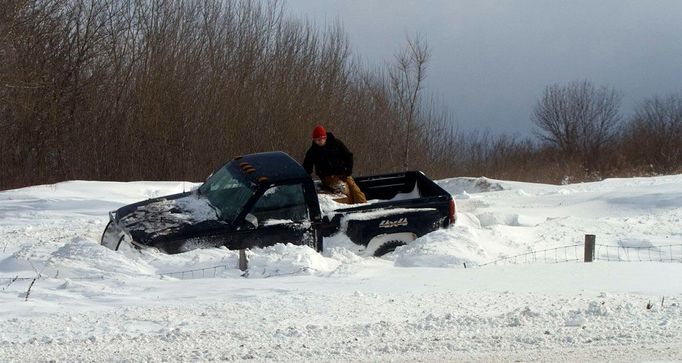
[318,171,450,213]
[316,171,455,251]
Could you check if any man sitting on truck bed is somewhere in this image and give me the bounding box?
[303,125,367,204]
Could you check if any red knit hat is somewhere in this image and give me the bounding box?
[312,125,327,139]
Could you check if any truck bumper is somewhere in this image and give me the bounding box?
[101,212,133,251]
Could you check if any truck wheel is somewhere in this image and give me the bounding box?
[373,240,406,257]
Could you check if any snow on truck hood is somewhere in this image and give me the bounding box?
[118,193,219,238]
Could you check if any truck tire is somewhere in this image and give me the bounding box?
[373,240,406,257]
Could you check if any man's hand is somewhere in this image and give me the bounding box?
[333,182,345,194]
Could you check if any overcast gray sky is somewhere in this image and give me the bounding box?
[285,0,682,135]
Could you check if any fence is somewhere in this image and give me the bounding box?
[478,235,682,267]
[161,265,234,279]
[157,236,682,276]
[477,244,584,267]
[3,237,682,284]
[1,274,106,301]
[596,243,682,263]
[162,249,250,279]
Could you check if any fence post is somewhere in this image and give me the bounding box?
[239,249,248,271]
[584,234,596,262]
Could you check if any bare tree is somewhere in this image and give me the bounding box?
[389,34,430,171]
[621,93,682,173]
[532,80,622,172]
[1,1,468,189]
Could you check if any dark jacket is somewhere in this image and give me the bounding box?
[302,132,354,178]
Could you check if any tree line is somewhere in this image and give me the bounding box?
[1,0,680,190]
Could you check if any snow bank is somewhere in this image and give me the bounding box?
[1,175,682,361]
[243,244,341,278]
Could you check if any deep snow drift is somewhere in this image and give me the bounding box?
[1,175,681,362]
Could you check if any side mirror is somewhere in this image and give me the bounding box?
[244,213,258,229]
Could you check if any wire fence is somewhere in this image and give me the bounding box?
[477,244,583,267]
[596,243,682,263]
[478,242,682,267]
[1,274,106,293]
[0,266,238,285]
[2,242,682,283]
[158,241,682,276]
[161,265,233,279]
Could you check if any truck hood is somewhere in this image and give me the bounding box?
[114,191,221,244]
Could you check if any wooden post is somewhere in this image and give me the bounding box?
[239,249,248,271]
[584,234,596,262]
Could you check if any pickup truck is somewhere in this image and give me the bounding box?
[101,152,455,256]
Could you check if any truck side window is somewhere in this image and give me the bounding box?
[251,184,308,223]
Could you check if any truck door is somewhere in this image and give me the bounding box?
[239,184,316,249]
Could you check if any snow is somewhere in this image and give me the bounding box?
[1,175,682,361]
[121,193,219,237]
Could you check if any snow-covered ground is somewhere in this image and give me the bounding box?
[1,175,681,362]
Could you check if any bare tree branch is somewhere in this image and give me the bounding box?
[389,34,430,171]
[532,80,622,172]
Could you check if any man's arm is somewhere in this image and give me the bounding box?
[336,139,353,176]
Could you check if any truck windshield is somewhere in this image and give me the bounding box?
[198,165,254,222]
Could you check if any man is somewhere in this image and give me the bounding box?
[303,125,367,204]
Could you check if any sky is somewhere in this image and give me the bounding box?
[285,1,682,136]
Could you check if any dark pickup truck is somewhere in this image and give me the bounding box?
[101,152,455,256]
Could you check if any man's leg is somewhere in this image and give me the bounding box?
[344,176,367,204]
[321,176,351,204]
